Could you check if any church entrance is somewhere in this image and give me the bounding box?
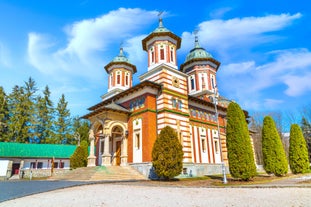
[111,126,123,166]
[116,141,121,166]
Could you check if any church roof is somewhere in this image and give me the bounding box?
[185,36,213,62]
[180,34,220,72]
[104,47,137,73]
[82,80,162,118]
[142,18,181,51]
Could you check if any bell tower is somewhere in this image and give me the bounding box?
[180,32,220,100]
[102,47,137,101]
[141,15,181,71]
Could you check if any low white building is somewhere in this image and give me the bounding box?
[0,142,77,179]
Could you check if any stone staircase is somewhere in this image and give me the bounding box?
[48,166,147,181]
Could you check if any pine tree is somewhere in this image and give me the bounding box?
[262,116,288,176]
[23,77,38,142]
[152,126,183,180]
[36,86,55,143]
[289,124,310,174]
[72,117,90,145]
[7,85,28,142]
[301,117,311,161]
[226,102,257,180]
[0,87,9,141]
[54,94,72,144]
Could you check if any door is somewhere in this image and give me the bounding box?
[116,141,121,166]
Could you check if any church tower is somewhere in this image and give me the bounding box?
[180,33,220,101]
[102,47,137,101]
[140,16,192,163]
[141,17,181,71]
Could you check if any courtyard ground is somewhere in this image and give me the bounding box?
[1,173,311,207]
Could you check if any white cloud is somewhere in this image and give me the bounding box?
[181,13,302,59]
[283,73,311,96]
[27,8,158,80]
[219,48,311,110]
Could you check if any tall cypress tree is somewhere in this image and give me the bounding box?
[54,94,72,144]
[262,116,288,176]
[289,124,310,174]
[0,87,9,141]
[226,102,257,180]
[36,86,55,143]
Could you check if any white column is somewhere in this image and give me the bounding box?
[87,130,96,167]
[121,136,128,166]
[102,135,111,166]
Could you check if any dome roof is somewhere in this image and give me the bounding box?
[112,47,130,63]
[152,18,171,33]
[185,36,213,62]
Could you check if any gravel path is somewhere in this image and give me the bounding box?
[1,183,311,207]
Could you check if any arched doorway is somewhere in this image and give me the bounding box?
[111,126,123,166]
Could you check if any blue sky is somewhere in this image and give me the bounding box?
[0,0,310,129]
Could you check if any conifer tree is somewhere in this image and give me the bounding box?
[152,126,183,180]
[36,86,55,143]
[54,94,72,144]
[226,102,257,180]
[72,117,90,145]
[7,85,28,142]
[70,140,88,169]
[23,77,38,142]
[289,124,310,174]
[262,116,288,176]
[0,87,9,141]
[301,117,311,161]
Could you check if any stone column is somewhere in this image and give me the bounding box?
[121,136,128,166]
[87,130,96,167]
[102,135,111,166]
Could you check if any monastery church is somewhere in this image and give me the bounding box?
[83,17,234,177]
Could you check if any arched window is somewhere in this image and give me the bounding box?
[116,71,121,85]
[170,47,174,62]
[125,72,130,86]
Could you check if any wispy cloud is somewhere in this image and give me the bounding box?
[209,7,233,19]
[181,13,302,61]
[27,8,157,81]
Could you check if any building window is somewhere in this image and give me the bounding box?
[172,98,177,108]
[160,48,165,60]
[110,74,113,87]
[54,162,59,169]
[170,47,174,62]
[30,162,36,169]
[178,100,182,110]
[125,72,129,86]
[190,76,195,90]
[59,162,65,169]
[214,140,219,154]
[135,133,140,149]
[211,76,215,89]
[150,48,155,63]
[37,162,43,169]
[201,75,205,89]
[201,138,206,152]
[117,71,121,85]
